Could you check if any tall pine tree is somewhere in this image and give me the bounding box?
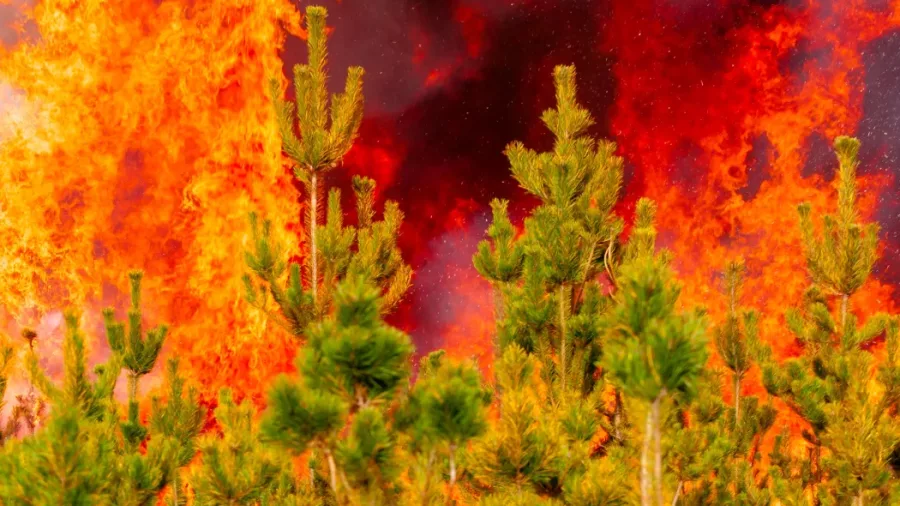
[756,136,899,505]
[247,5,411,336]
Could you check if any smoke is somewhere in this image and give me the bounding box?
[859,28,900,286]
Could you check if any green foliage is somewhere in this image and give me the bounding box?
[271,5,364,177]
[470,345,567,495]
[103,271,168,449]
[150,359,206,506]
[400,354,491,449]
[601,257,707,506]
[261,276,426,504]
[0,336,17,443]
[256,3,409,329]
[797,136,878,303]
[603,259,708,403]
[0,406,118,505]
[261,380,346,456]
[473,199,525,291]
[562,449,636,506]
[192,389,286,506]
[28,312,122,422]
[298,277,414,407]
[477,63,626,404]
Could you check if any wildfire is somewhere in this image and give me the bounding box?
[0,0,898,441]
[0,0,306,405]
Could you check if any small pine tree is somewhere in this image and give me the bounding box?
[261,276,415,504]
[756,136,898,505]
[476,64,624,400]
[713,261,754,425]
[27,312,122,423]
[469,344,566,495]
[398,352,492,501]
[473,198,526,362]
[271,4,364,305]
[191,389,286,505]
[0,405,118,505]
[150,359,206,506]
[602,258,708,506]
[250,5,410,334]
[103,270,167,450]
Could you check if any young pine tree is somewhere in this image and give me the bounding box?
[261,276,414,505]
[191,389,293,505]
[103,271,167,450]
[271,4,363,305]
[397,351,492,504]
[469,344,566,497]
[756,136,899,506]
[151,359,206,506]
[0,311,123,504]
[248,5,411,334]
[476,64,624,400]
[0,273,202,506]
[602,257,708,506]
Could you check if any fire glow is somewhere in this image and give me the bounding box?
[0,0,899,426]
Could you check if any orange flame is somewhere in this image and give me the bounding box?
[0,0,307,405]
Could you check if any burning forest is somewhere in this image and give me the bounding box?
[1,0,900,504]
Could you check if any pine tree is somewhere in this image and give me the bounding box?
[10,328,46,437]
[0,404,119,505]
[397,351,492,502]
[469,344,566,496]
[26,312,122,423]
[473,198,525,364]
[249,5,410,333]
[271,4,364,306]
[150,359,206,506]
[103,271,167,450]
[191,389,289,505]
[714,261,754,425]
[261,276,415,505]
[755,136,898,505]
[667,259,777,505]
[561,447,636,506]
[602,257,708,506]
[476,64,624,400]
[0,272,207,505]
[0,310,124,504]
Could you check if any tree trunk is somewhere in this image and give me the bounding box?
[558,284,568,394]
[641,398,654,506]
[493,283,505,414]
[671,481,682,506]
[613,389,624,444]
[841,293,849,330]
[310,171,319,302]
[734,374,741,425]
[128,372,139,405]
[326,449,338,496]
[423,449,436,506]
[172,473,179,506]
[653,392,665,506]
[449,444,458,489]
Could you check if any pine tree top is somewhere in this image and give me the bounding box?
[798,135,878,299]
[271,5,364,179]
